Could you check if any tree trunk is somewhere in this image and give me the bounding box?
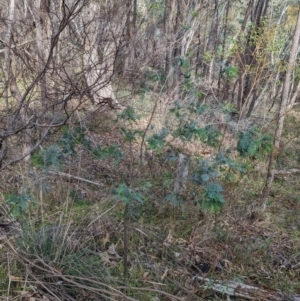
[288,80,300,109]
[239,0,270,118]
[204,0,219,83]
[82,2,120,108]
[260,6,300,202]
[165,0,176,90]
[174,154,189,195]
[4,0,32,161]
[31,0,51,109]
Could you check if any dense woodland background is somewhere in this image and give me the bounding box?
[1,1,300,300]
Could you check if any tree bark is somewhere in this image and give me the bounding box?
[204,0,219,83]
[238,0,270,118]
[82,2,121,108]
[4,0,32,161]
[260,5,300,202]
[174,154,189,195]
[31,0,51,109]
[288,80,300,109]
[165,0,177,90]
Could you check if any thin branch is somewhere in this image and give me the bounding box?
[47,171,104,187]
[274,168,300,175]
[194,276,300,301]
[0,38,35,52]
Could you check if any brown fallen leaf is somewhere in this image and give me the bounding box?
[163,233,173,247]
[102,232,110,245]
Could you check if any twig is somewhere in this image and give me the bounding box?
[274,169,300,175]
[139,93,159,164]
[118,285,184,301]
[86,205,116,228]
[47,170,104,187]
[20,255,140,301]
[6,253,11,301]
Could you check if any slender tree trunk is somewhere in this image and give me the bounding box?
[132,0,137,63]
[204,0,219,83]
[82,2,122,108]
[123,0,132,73]
[4,0,32,161]
[239,0,269,118]
[165,0,176,89]
[236,0,254,112]
[260,6,300,202]
[31,0,50,112]
[288,80,300,109]
[219,0,230,98]
[125,0,137,72]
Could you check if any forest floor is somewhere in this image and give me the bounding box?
[1,102,300,301]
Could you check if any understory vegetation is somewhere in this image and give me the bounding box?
[1,1,300,300]
[1,96,300,301]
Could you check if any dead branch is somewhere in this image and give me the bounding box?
[194,276,300,301]
[47,171,104,187]
[274,169,300,175]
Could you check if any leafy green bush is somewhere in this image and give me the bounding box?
[32,145,62,169]
[32,125,124,169]
[202,182,225,212]
[5,193,32,218]
[237,127,273,159]
[222,65,238,81]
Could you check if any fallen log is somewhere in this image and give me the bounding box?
[194,276,300,301]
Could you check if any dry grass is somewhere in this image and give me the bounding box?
[1,92,300,300]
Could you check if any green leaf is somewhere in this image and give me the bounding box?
[205,125,221,147]
[201,174,210,182]
[237,131,252,156]
[175,122,209,142]
[237,129,273,159]
[223,65,238,80]
[31,153,44,168]
[33,146,62,170]
[5,194,32,218]
[206,182,223,193]
[92,144,123,164]
[247,140,260,156]
[146,128,168,153]
[192,11,199,18]
[116,183,130,203]
[260,135,273,155]
[115,183,146,205]
[121,128,141,142]
[191,159,218,185]
[118,106,141,122]
[225,173,236,182]
[165,193,180,206]
[133,192,144,203]
[195,127,207,141]
[201,182,225,212]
